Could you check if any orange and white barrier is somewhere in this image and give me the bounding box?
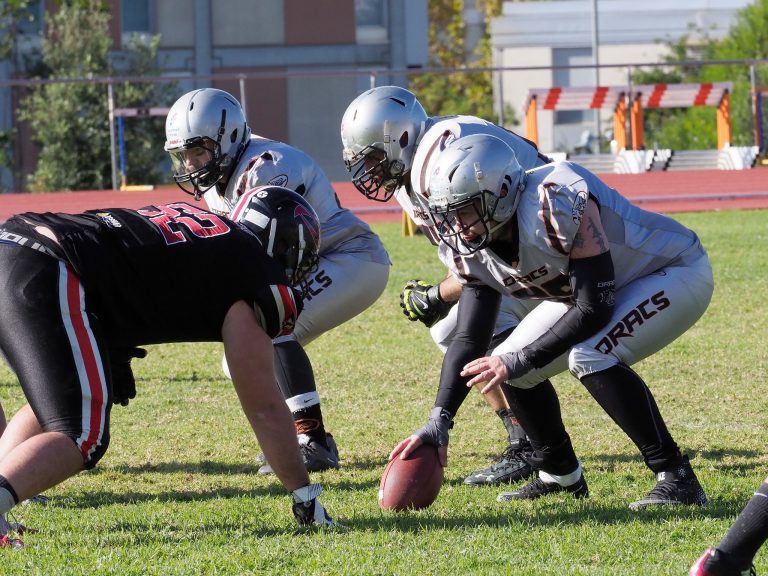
[525,82,733,151]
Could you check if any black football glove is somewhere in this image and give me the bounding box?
[291,483,336,528]
[110,347,147,407]
[413,407,454,448]
[400,280,453,328]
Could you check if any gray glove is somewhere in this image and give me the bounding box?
[414,407,453,448]
[498,349,533,382]
[291,483,335,528]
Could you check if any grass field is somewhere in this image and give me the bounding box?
[1,209,767,575]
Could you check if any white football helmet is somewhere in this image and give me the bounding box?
[340,85,427,201]
[164,88,251,199]
[427,134,526,254]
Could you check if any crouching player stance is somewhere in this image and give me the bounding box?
[0,186,336,547]
[391,134,713,509]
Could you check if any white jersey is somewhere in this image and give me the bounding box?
[204,136,389,264]
[395,115,550,232]
[440,161,706,300]
[392,117,546,339]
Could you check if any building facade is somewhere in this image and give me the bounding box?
[491,0,754,153]
[0,0,428,191]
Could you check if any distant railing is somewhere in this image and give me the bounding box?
[1,57,766,191]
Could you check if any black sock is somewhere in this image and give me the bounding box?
[503,380,579,474]
[273,339,327,443]
[293,404,327,444]
[580,363,681,473]
[718,482,768,571]
[496,408,527,443]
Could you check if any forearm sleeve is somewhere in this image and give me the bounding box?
[435,284,501,416]
[522,251,615,368]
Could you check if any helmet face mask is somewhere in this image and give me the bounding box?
[427,134,525,255]
[229,185,321,298]
[165,88,251,199]
[430,193,502,255]
[340,86,427,202]
[343,145,405,202]
[166,137,221,195]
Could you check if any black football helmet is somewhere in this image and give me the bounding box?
[230,186,321,297]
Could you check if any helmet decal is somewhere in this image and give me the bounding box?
[295,204,320,248]
[229,185,321,298]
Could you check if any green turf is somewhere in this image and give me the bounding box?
[1,209,766,575]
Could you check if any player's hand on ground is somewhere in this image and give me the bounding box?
[291,483,341,529]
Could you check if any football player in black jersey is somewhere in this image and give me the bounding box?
[0,186,337,547]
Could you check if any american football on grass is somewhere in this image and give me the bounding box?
[378,444,444,511]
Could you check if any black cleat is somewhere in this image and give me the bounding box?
[464,438,535,486]
[299,432,340,472]
[258,433,340,474]
[629,455,707,510]
[496,473,589,501]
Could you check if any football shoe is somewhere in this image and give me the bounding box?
[0,514,23,549]
[464,438,535,486]
[258,433,340,474]
[496,473,589,501]
[629,455,707,510]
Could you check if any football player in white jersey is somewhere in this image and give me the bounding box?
[392,133,712,509]
[341,85,558,486]
[165,88,391,473]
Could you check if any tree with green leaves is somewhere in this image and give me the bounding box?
[631,0,768,150]
[409,0,513,123]
[0,0,33,192]
[18,0,175,192]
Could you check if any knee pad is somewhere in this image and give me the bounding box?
[568,344,620,380]
[429,316,455,354]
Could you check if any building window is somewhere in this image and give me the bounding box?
[122,0,150,33]
[553,47,593,125]
[356,0,388,43]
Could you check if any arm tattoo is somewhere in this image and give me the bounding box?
[585,216,608,253]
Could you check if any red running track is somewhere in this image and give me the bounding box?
[1,170,766,225]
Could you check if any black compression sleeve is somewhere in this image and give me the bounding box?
[434,284,501,416]
[522,251,615,367]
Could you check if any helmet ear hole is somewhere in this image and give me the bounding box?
[230,129,238,144]
[399,131,409,149]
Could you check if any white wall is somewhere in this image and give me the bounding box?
[492,0,752,152]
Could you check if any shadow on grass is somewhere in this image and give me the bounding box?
[43,494,757,542]
[107,455,390,476]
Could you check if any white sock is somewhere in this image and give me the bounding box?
[0,486,16,516]
[539,462,583,487]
